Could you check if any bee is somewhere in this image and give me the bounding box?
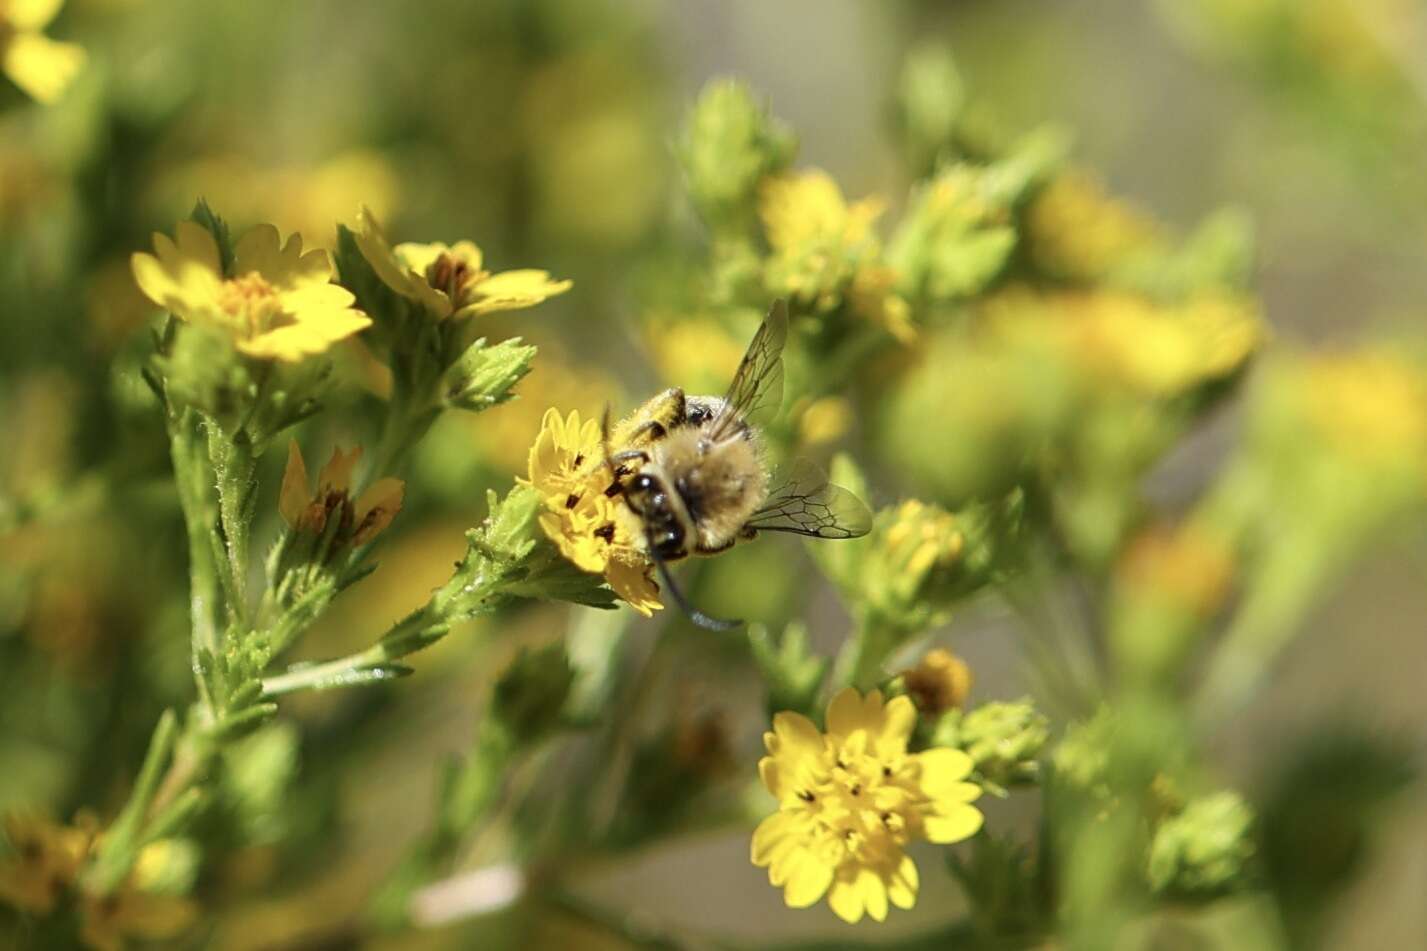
[603,299,872,629]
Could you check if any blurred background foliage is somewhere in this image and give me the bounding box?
[3,0,1427,948]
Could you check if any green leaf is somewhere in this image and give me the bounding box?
[190,198,236,277]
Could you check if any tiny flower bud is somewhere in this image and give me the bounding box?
[901,647,973,715]
[491,643,575,745]
[442,337,537,413]
[1146,791,1256,896]
[941,699,1049,790]
[679,79,797,233]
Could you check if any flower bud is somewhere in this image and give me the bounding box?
[939,699,1049,791]
[1146,791,1256,896]
[442,337,537,413]
[894,45,967,175]
[491,643,575,746]
[679,79,797,233]
[900,647,973,715]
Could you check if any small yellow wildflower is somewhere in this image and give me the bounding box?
[901,648,973,715]
[760,170,912,340]
[752,688,983,923]
[131,220,371,362]
[1118,523,1235,620]
[1302,351,1427,465]
[525,408,662,615]
[279,442,404,547]
[1,0,85,104]
[355,206,571,321]
[0,812,95,915]
[1025,170,1161,281]
[798,396,853,448]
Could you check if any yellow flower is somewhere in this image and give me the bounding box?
[1026,170,1161,281]
[1301,351,1427,465]
[279,442,403,548]
[131,220,371,362]
[355,206,571,321]
[0,812,95,915]
[525,408,662,616]
[760,170,912,340]
[752,688,983,923]
[901,648,973,715]
[1,0,85,104]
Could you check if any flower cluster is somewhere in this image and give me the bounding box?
[752,688,983,922]
[525,408,662,615]
[0,0,85,103]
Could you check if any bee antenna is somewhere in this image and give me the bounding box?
[647,534,742,632]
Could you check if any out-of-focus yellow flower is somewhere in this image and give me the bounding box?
[0,812,95,914]
[798,396,854,448]
[279,442,403,547]
[988,289,1263,398]
[901,648,973,715]
[0,0,85,104]
[761,170,884,257]
[646,316,745,396]
[356,207,571,321]
[160,151,400,250]
[525,408,661,616]
[131,221,371,362]
[752,688,983,923]
[1301,350,1427,466]
[1026,170,1161,281]
[1118,522,1235,620]
[760,170,910,340]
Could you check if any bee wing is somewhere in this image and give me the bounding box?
[745,460,872,539]
[707,299,789,442]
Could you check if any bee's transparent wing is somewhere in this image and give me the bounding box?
[745,460,872,539]
[707,299,788,442]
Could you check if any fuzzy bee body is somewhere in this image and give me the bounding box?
[604,300,871,629]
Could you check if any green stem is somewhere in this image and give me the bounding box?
[208,425,259,626]
[167,409,222,711]
[83,711,179,893]
[260,604,449,697]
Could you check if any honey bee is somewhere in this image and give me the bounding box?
[603,300,871,629]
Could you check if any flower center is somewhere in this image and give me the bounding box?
[425,253,484,304]
[217,272,290,337]
[796,738,921,866]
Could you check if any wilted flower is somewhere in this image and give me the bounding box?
[355,207,571,322]
[0,812,94,914]
[279,442,404,550]
[901,647,973,715]
[132,220,371,362]
[752,688,983,923]
[525,408,661,615]
[78,878,197,951]
[1146,791,1256,896]
[0,0,85,103]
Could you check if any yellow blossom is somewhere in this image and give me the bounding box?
[0,812,95,914]
[355,206,571,321]
[525,408,662,616]
[1301,351,1427,465]
[752,688,983,923]
[798,396,853,448]
[1,0,85,104]
[131,220,371,362]
[1026,170,1161,281]
[760,170,911,340]
[901,648,973,715]
[279,442,403,547]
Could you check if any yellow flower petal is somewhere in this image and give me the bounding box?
[916,747,976,798]
[858,867,889,922]
[887,854,919,910]
[826,686,872,738]
[781,853,834,909]
[8,0,65,31]
[827,875,864,923]
[2,31,84,104]
[923,802,984,844]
